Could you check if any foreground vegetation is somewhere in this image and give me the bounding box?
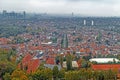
[0,49,119,80]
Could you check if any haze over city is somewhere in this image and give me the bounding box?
[2,0,120,80]
[0,0,120,16]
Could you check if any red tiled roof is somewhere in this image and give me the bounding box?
[46,58,55,65]
[22,54,32,64]
[86,48,91,53]
[0,38,9,44]
[80,48,86,52]
[27,59,40,73]
[100,45,106,50]
[29,46,43,51]
[92,64,120,70]
[18,54,40,73]
[19,44,25,48]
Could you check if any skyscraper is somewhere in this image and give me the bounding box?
[2,10,7,17]
[23,11,26,20]
[91,20,94,26]
[84,20,86,26]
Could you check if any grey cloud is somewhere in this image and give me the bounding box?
[0,0,120,16]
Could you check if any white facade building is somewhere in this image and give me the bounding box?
[89,58,120,63]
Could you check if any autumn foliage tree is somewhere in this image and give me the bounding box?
[31,68,52,80]
[11,69,28,80]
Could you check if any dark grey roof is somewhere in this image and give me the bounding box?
[44,64,62,70]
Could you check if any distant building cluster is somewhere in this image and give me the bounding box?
[1,10,26,19]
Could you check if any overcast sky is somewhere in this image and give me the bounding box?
[0,0,120,16]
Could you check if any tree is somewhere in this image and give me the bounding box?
[105,69,117,80]
[105,40,110,45]
[0,49,16,79]
[11,69,28,80]
[65,71,80,80]
[31,68,52,80]
[53,66,59,80]
[61,34,68,48]
[0,61,16,78]
[81,60,91,69]
[55,56,60,65]
[96,32,102,41]
[58,69,65,79]
[66,54,72,70]
[65,71,73,80]
[60,55,63,67]
[3,73,11,80]
[51,37,57,43]
[82,55,91,61]
[0,48,8,61]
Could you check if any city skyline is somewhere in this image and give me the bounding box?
[0,0,120,16]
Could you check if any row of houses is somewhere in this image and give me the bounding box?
[18,51,120,75]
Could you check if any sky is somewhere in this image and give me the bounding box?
[0,0,120,16]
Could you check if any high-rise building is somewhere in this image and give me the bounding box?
[23,11,26,19]
[84,20,86,26]
[1,10,27,19]
[72,12,74,17]
[91,20,94,26]
[2,10,7,17]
